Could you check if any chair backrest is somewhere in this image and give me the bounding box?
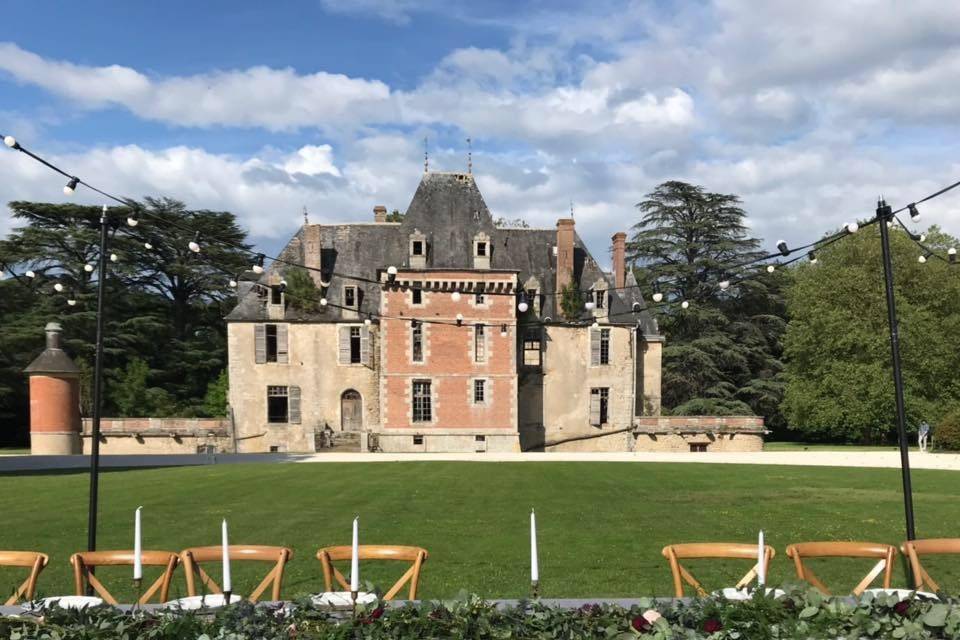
[70,550,179,604]
[901,538,960,593]
[785,541,895,595]
[180,545,293,602]
[0,551,49,605]
[317,545,428,600]
[661,543,775,598]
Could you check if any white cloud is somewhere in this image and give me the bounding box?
[282,145,341,177]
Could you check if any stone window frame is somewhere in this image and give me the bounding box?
[410,320,429,365]
[409,280,426,307]
[255,323,289,365]
[338,323,372,367]
[473,232,492,269]
[473,323,488,364]
[342,285,358,310]
[410,377,437,425]
[470,377,491,406]
[589,386,610,427]
[522,326,542,368]
[267,385,301,425]
[409,229,427,268]
[468,282,492,309]
[589,326,612,367]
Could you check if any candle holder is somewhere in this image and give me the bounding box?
[350,590,359,617]
[531,580,540,600]
[132,578,142,610]
[223,590,232,607]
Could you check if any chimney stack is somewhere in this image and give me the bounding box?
[374,205,387,223]
[612,232,627,290]
[556,218,576,295]
[24,322,82,455]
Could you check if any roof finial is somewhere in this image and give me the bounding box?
[467,137,472,174]
[424,136,429,173]
[302,205,309,225]
[570,200,574,218]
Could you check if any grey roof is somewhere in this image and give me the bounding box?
[227,171,658,334]
[24,323,81,375]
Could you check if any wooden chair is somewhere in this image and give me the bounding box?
[901,538,960,593]
[661,543,775,598]
[317,545,428,600]
[180,545,293,602]
[0,551,49,605]
[70,550,179,605]
[785,542,895,595]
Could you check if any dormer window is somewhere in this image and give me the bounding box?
[594,289,605,309]
[473,232,491,269]
[344,286,357,308]
[476,242,487,257]
[412,240,424,256]
[409,230,427,268]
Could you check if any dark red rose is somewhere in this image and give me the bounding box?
[631,616,651,632]
[361,607,385,624]
[703,618,723,633]
[782,598,796,611]
[893,600,910,615]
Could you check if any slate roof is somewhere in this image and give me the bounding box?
[226,172,659,335]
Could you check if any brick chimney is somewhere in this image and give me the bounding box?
[24,322,81,455]
[612,231,627,290]
[556,218,575,295]
[374,205,387,223]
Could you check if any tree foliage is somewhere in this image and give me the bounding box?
[782,224,960,444]
[0,199,250,443]
[628,181,788,430]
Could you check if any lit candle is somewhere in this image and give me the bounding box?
[133,506,142,581]
[350,516,360,592]
[757,529,765,587]
[222,519,232,594]
[530,509,539,584]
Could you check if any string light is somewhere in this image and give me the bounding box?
[776,240,789,256]
[918,253,929,264]
[652,291,663,303]
[517,292,529,313]
[950,248,957,264]
[632,302,642,312]
[110,253,119,262]
[719,279,730,290]
[3,135,17,148]
[53,283,64,292]
[456,313,463,326]
[584,300,595,310]
[320,297,328,306]
[67,297,77,306]
[451,291,462,302]
[909,204,920,222]
[25,270,35,278]
[188,232,201,253]
[63,177,79,196]
[144,239,154,250]
[808,251,817,264]
[681,300,690,309]
[386,265,397,283]
[253,254,265,274]
[364,317,372,326]
[766,264,776,273]
[846,222,859,234]
[126,213,139,227]
[84,264,94,273]
[229,278,238,288]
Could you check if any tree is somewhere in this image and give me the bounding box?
[111,358,174,417]
[559,282,584,320]
[386,209,405,222]
[782,225,960,444]
[284,267,321,311]
[627,181,788,430]
[202,369,229,417]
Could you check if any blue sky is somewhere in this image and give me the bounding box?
[3,0,960,263]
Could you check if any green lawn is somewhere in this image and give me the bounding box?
[763,442,899,452]
[2,461,959,602]
[0,448,29,455]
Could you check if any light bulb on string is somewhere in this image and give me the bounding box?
[846,222,859,234]
[188,233,201,253]
[3,135,17,148]
[386,265,398,283]
[584,300,595,311]
[67,298,77,306]
[808,251,817,264]
[652,291,663,303]
[25,270,35,278]
[766,264,776,273]
[920,234,927,243]
[126,213,139,227]
[84,264,94,273]
[451,291,461,302]
[719,279,730,291]
[681,300,690,309]
[456,313,463,326]
[632,302,642,312]
[54,283,64,292]
[63,177,79,196]
[364,318,372,326]
[776,240,789,256]
[320,297,328,306]
[950,248,957,264]
[253,254,265,274]
[592,320,599,329]
[110,253,119,263]
[918,253,928,264]
[909,204,920,222]
[517,292,529,313]
[500,324,508,336]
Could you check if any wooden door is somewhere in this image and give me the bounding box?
[341,390,362,431]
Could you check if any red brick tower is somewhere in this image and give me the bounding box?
[24,322,82,454]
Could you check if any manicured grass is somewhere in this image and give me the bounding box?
[0,448,29,455]
[2,461,960,602]
[763,441,898,452]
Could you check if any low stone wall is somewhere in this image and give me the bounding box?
[377,429,520,453]
[632,415,765,452]
[81,418,233,455]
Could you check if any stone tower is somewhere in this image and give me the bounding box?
[24,322,82,455]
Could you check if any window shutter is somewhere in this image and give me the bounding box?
[590,329,600,366]
[338,326,351,365]
[255,324,267,364]
[276,324,289,364]
[360,326,371,367]
[589,391,601,426]
[289,386,301,424]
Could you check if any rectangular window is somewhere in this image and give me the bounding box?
[412,322,423,362]
[599,328,610,365]
[474,324,486,362]
[413,435,424,445]
[271,286,283,305]
[475,292,485,305]
[689,443,709,453]
[349,326,361,363]
[476,242,487,256]
[523,328,542,367]
[265,324,278,362]
[267,386,289,423]
[344,286,356,308]
[595,289,605,309]
[475,435,486,442]
[412,380,432,422]
[412,281,423,305]
[473,379,486,404]
[412,240,424,256]
[589,387,609,426]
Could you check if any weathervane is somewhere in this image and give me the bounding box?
[467,137,472,174]
[424,136,429,173]
[570,200,574,219]
[303,205,309,225]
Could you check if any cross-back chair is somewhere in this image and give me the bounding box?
[0,551,49,605]
[785,541,895,596]
[317,545,428,600]
[180,545,293,602]
[70,550,179,605]
[901,538,960,593]
[661,543,775,598]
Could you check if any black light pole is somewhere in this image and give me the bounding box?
[876,198,916,540]
[86,204,109,555]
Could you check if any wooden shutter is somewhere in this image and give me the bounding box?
[289,386,301,424]
[360,326,371,367]
[338,326,351,364]
[590,329,601,366]
[254,324,267,364]
[589,390,601,426]
[276,324,289,364]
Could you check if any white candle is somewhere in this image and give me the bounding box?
[350,516,360,592]
[530,509,539,583]
[757,529,765,587]
[222,519,232,593]
[133,506,142,581]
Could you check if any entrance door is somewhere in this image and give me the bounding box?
[341,390,362,431]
